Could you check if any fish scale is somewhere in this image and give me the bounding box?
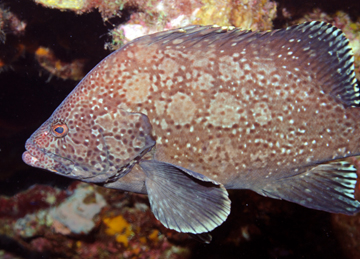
[23,21,360,239]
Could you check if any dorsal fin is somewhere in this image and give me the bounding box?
[283,21,360,107]
[134,21,360,107]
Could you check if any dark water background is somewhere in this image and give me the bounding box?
[1,0,360,258]
[0,0,112,195]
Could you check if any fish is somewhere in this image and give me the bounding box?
[23,21,360,238]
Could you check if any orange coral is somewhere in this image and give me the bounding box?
[35,46,86,81]
[103,215,134,247]
[148,229,159,244]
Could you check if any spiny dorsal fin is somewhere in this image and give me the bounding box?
[135,21,359,107]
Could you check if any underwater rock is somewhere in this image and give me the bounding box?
[34,0,87,11]
[0,184,66,218]
[10,183,106,239]
[194,0,277,30]
[14,209,51,238]
[0,181,192,258]
[0,6,26,43]
[332,212,360,259]
[33,0,277,50]
[49,183,107,235]
[0,6,26,72]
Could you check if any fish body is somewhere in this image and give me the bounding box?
[23,21,360,236]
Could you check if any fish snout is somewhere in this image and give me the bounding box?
[22,138,69,174]
[22,139,43,167]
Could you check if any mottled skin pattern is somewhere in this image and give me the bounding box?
[23,22,360,234]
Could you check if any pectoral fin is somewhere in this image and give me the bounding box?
[139,160,231,234]
[261,161,360,214]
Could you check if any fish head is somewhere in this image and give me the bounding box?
[22,78,155,184]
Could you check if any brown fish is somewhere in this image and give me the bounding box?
[23,21,360,237]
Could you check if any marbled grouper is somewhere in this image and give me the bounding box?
[23,21,360,238]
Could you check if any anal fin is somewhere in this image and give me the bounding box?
[139,160,231,234]
[261,161,360,214]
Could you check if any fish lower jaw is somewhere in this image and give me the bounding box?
[23,140,52,171]
[22,151,38,166]
[22,150,49,171]
[23,140,42,166]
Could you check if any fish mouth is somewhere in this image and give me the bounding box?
[22,139,76,176]
[23,139,48,169]
[22,150,40,168]
[22,139,133,183]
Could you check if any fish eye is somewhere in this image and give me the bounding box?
[51,123,69,138]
